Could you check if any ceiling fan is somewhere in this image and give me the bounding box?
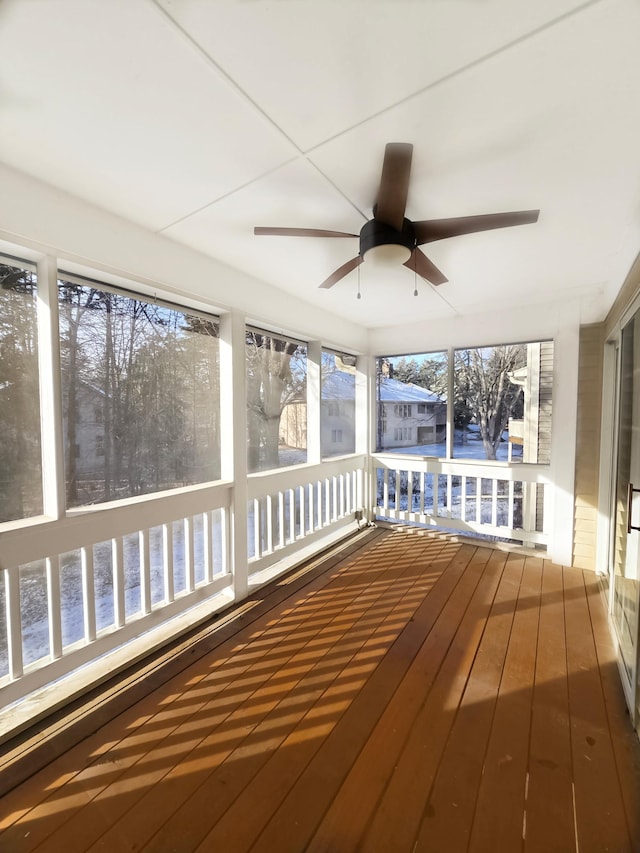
[254,143,539,290]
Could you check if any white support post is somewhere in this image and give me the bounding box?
[37,255,66,520]
[359,354,374,521]
[220,311,249,599]
[307,340,322,464]
[548,308,580,565]
[447,347,455,460]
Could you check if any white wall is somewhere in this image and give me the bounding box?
[0,163,368,353]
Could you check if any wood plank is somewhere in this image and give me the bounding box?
[355,548,507,853]
[0,531,638,853]
[584,572,640,848]
[250,540,477,853]
[467,556,543,852]
[189,538,456,852]
[411,552,524,852]
[524,561,575,852]
[563,565,633,853]
[0,533,384,850]
[73,533,441,852]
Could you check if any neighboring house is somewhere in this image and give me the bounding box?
[321,369,356,455]
[378,376,446,450]
[280,372,446,454]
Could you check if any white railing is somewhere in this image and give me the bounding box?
[0,481,232,706]
[373,453,550,546]
[247,455,366,578]
[0,455,368,711]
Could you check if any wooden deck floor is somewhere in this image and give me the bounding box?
[1,528,639,852]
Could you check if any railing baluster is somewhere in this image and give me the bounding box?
[219,507,228,575]
[491,479,498,527]
[81,546,96,643]
[278,491,285,548]
[5,567,23,680]
[46,556,62,660]
[461,475,467,522]
[420,472,425,516]
[508,481,515,529]
[265,495,273,553]
[184,516,195,593]
[332,476,338,522]
[476,477,482,523]
[163,523,175,604]
[407,472,413,519]
[203,511,213,583]
[303,484,310,535]
[253,497,261,558]
[433,474,440,517]
[112,538,125,628]
[139,529,152,614]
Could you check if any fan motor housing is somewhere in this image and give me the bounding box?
[359,218,415,258]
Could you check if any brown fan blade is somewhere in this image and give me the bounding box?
[319,255,363,289]
[254,227,357,238]
[374,143,413,232]
[403,248,448,286]
[413,210,539,245]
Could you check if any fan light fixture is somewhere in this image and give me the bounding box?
[365,243,413,266]
[254,142,539,291]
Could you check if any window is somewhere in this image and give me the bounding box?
[453,342,553,462]
[376,343,552,462]
[394,427,412,441]
[58,277,221,506]
[376,352,447,454]
[321,350,356,458]
[0,258,42,523]
[246,328,307,473]
[394,404,412,418]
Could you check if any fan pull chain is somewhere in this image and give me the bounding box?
[357,263,362,300]
[413,266,418,297]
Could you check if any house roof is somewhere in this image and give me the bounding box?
[322,371,443,403]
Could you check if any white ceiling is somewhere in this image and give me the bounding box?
[1,0,639,329]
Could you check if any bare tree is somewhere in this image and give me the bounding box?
[455,345,526,460]
[246,331,306,472]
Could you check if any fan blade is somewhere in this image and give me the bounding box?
[413,210,539,245]
[254,227,357,238]
[319,255,363,289]
[404,248,448,286]
[374,143,413,232]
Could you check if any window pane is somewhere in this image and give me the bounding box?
[375,353,447,454]
[0,259,42,522]
[453,342,553,463]
[58,279,221,507]
[322,351,356,458]
[246,329,307,473]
